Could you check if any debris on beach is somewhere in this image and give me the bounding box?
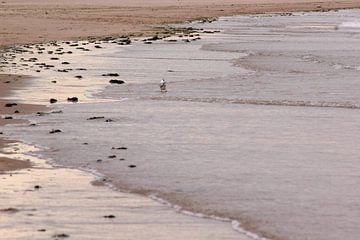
[102,73,119,77]
[5,103,17,107]
[49,129,62,134]
[103,215,116,218]
[52,233,70,238]
[0,207,19,213]
[67,97,78,102]
[128,165,136,168]
[49,98,58,104]
[111,147,127,150]
[34,185,41,189]
[87,116,105,120]
[109,79,125,84]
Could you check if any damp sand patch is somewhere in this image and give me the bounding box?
[0,142,251,240]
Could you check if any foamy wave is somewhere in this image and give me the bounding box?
[149,193,268,240]
[147,96,360,109]
[340,21,360,28]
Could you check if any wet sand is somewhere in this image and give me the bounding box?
[0,74,46,173]
[1,0,360,47]
[0,142,251,240]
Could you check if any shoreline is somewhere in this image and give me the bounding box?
[0,74,47,173]
[1,2,360,239]
[1,0,360,48]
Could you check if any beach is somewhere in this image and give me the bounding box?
[1,1,360,240]
[1,0,360,47]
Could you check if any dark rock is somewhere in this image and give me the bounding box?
[94,45,102,48]
[29,123,36,126]
[62,62,70,65]
[128,165,136,168]
[144,41,153,44]
[0,132,3,134]
[111,147,127,150]
[108,155,116,159]
[75,75,82,79]
[52,233,69,238]
[102,73,119,77]
[34,185,41,189]
[36,70,41,72]
[50,57,59,60]
[5,103,17,107]
[14,110,19,114]
[51,80,57,83]
[58,69,68,72]
[49,129,62,134]
[105,119,114,122]
[109,79,125,84]
[87,116,105,120]
[67,97,78,102]
[51,110,63,114]
[37,229,46,232]
[76,68,87,71]
[4,116,13,119]
[119,158,125,161]
[103,215,116,218]
[118,39,131,45]
[0,207,19,213]
[50,98,57,104]
[83,142,88,145]
[96,159,103,163]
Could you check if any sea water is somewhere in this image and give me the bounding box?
[3,9,360,240]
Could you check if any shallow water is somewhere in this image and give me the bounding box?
[3,9,360,240]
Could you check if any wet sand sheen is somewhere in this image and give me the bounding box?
[0,143,251,240]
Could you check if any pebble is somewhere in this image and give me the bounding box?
[49,129,62,134]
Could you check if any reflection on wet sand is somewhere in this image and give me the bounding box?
[0,142,251,240]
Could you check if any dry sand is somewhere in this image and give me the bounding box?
[0,0,360,47]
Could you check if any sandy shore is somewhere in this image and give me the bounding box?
[0,74,46,172]
[1,0,360,47]
[1,1,360,239]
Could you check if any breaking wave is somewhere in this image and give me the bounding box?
[147,96,360,109]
